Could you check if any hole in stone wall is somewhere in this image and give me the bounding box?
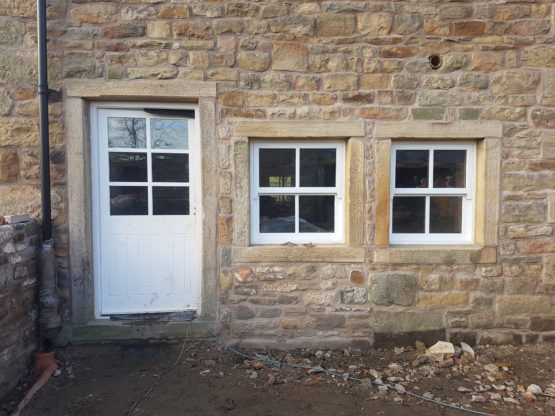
[429,55,443,70]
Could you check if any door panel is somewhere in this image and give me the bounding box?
[92,106,200,315]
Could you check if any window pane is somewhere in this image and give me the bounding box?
[110,186,148,215]
[392,196,425,233]
[300,149,336,187]
[152,153,189,183]
[259,149,295,187]
[151,119,188,149]
[430,196,462,233]
[108,118,146,148]
[299,196,334,233]
[395,150,429,188]
[433,150,466,188]
[153,186,189,215]
[109,152,147,182]
[259,195,295,233]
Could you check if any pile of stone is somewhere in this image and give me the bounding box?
[411,340,475,369]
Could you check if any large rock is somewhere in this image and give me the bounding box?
[369,273,416,306]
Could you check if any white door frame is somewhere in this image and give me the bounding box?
[90,102,203,318]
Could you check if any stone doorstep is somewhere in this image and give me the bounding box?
[71,319,217,343]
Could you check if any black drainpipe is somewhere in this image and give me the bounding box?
[37,0,52,242]
[36,0,62,349]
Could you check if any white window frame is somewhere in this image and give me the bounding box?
[250,141,345,245]
[390,141,476,244]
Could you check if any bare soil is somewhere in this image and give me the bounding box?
[2,340,554,416]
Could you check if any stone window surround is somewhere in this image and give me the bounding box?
[231,121,366,263]
[374,122,502,264]
[64,80,218,341]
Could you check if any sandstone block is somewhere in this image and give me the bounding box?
[0,89,11,116]
[503,172,555,192]
[121,6,155,21]
[287,264,317,280]
[412,108,445,120]
[317,14,355,36]
[192,4,224,18]
[495,5,530,20]
[127,67,178,79]
[103,23,146,38]
[303,292,336,306]
[369,273,416,306]
[359,107,407,120]
[452,21,485,36]
[440,5,473,19]
[394,14,422,35]
[530,316,555,332]
[307,313,345,330]
[502,202,547,223]
[309,55,346,73]
[70,4,117,24]
[218,216,232,244]
[424,21,450,36]
[438,55,468,73]
[226,3,260,18]
[517,239,555,254]
[421,76,455,90]
[0,150,18,183]
[158,5,189,19]
[379,46,416,59]
[470,52,503,72]
[531,108,555,129]
[236,52,270,72]
[279,318,300,329]
[146,22,171,39]
[418,292,469,308]
[357,13,393,36]
[0,51,37,84]
[272,42,309,72]
[323,74,357,91]
[0,118,39,147]
[522,45,555,68]
[507,225,552,239]
[373,310,443,333]
[458,108,480,120]
[260,5,287,19]
[418,91,462,106]
[458,73,489,91]
[513,20,550,36]
[173,22,213,40]
[340,287,367,304]
[491,71,540,94]
[359,74,390,90]
[235,305,255,320]
[220,270,233,291]
[483,107,526,122]
[497,296,551,315]
[0,19,26,46]
[270,16,315,35]
[350,270,364,284]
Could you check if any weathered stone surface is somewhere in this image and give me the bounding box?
[0,19,25,46]
[272,42,308,72]
[127,67,178,79]
[418,292,469,308]
[530,316,555,332]
[503,172,555,192]
[158,5,189,19]
[0,118,39,147]
[236,52,270,72]
[323,74,357,91]
[357,13,393,36]
[418,91,462,106]
[235,305,255,320]
[522,45,555,68]
[491,71,540,94]
[369,273,416,306]
[374,310,443,333]
[421,76,455,90]
[452,21,485,36]
[173,22,213,40]
[317,14,355,36]
[307,313,345,330]
[0,150,18,183]
[0,89,11,116]
[121,6,155,21]
[70,4,117,24]
[103,23,146,38]
[531,108,555,129]
[497,296,551,315]
[340,287,367,304]
[270,16,314,35]
[502,202,547,223]
[0,51,37,84]
[438,55,468,73]
[219,270,233,291]
[412,108,445,120]
[458,73,489,91]
[507,225,552,239]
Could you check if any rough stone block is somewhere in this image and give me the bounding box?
[501,202,547,223]
[492,71,540,94]
[418,292,469,308]
[307,313,346,330]
[357,13,393,36]
[272,42,309,72]
[530,316,555,332]
[340,287,368,304]
[411,107,445,120]
[317,14,355,37]
[496,296,551,315]
[70,4,117,24]
[369,273,416,306]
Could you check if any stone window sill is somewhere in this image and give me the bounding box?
[373,245,496,264]
[232,245,365,263]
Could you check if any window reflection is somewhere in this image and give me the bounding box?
[430,196,462,233]
[433,150,466,188]
[395,150,429,188]
[259,149,295,187]
[108,118,146,148]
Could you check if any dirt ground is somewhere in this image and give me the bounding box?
[2,338,554,416]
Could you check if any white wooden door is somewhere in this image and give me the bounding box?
[91,104,201,315]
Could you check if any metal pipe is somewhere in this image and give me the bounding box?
[37,0,52,242]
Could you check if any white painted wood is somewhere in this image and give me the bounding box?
[91,103,201,316]
[389,142,476,244]
[250,141,345,244]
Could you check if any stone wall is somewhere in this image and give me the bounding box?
[0,1,554,346]
[0,222,39,400]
